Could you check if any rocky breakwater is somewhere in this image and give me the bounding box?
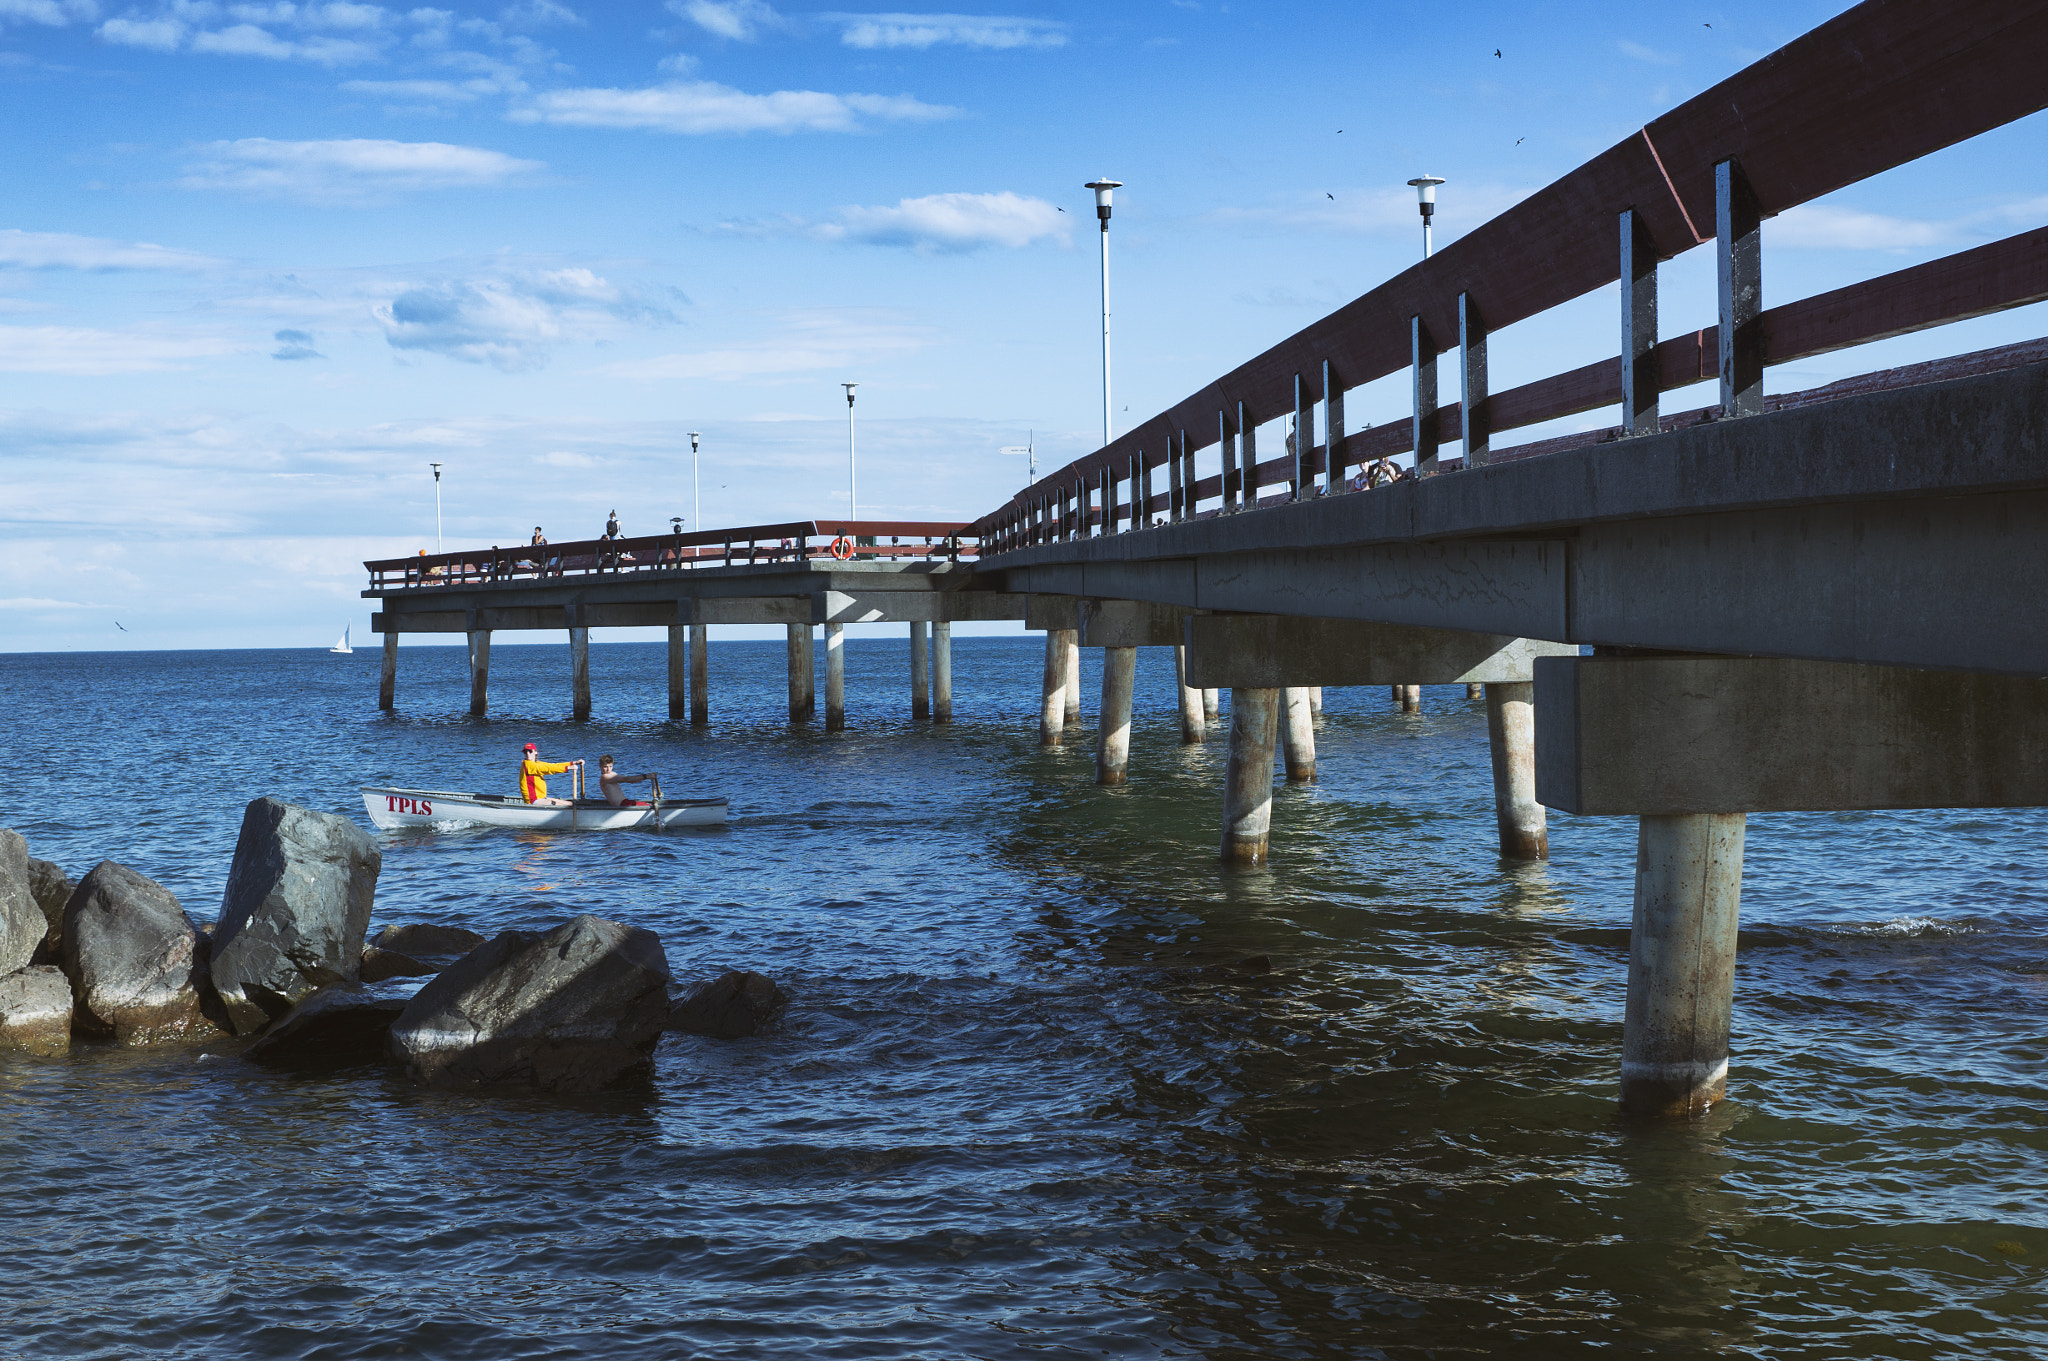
[61,860,216,1044]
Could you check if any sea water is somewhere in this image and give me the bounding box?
[0,639,2043,1359]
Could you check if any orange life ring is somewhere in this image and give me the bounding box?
[829,536,853,560]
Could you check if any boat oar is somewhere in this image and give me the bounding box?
[649,773,663,833]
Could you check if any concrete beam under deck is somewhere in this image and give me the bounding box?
[374,597,813,632]
[815,590,1026,625]
[1184,616,1577,687]
[1077,599,1193,648]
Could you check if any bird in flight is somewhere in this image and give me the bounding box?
[1494,48,1502,57]
[115,622,128,632]
[1326,192,1334,199]
[1056,206,1065,212]
[1516,137,1525,145]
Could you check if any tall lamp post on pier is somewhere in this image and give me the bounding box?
[1085,177,1121,448]
[687,431,701,542]
[1407,175,1446,258]
[429,462,442,552]
[842,382,859,522]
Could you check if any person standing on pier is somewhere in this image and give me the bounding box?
[519,742,582,806]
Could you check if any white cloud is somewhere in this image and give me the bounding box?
[1768,204,1948,251]
[271,327,323,359]
[1617,38,1679,65]
[97,15,182,47]
[0,324,236,374]
[667,0,782,41]
[804,191,1068,253]
[178,137,546,205]
[514,79,955,134]
[0,228,225,271]
[828,11,1065,49]
[0,597,103,610]
[606,309,928,382]
[374,267,670,371]
[499,0,581,26]
[0,0,98,27]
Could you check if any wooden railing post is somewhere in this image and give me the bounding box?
[1716,157,1763,418]
[1217,408,1237,510]
[1239,402,1256,506]
[1126,453,1139,531]
[1459,293,1489,468]
[1621,206,1661,436]
[1137,450,1152,528]
[1167,435,1184,521]
[1178,428,1194,517]
[1412,315,1440,476]
[1292,372,1312,499]
[1323,359,1344,494]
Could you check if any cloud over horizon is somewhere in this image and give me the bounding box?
[827,11,1065,49]
[514,79,955,134]
[177,137,546,205]
[805,191,1069,252]
[0,228,225,271]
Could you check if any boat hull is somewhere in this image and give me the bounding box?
[361,786,727,832]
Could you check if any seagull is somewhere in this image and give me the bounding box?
[1056,206,1065,212]
[1326,192,1334,199]
[1494,48,1502,56]
[115,622,127,632]
[1516,137,1524,145]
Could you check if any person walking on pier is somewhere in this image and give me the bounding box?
[519,742,582,806]
[596,754,652,807]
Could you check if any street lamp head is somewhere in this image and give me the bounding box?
[1407,175,1446,220]
[843,382,858,406]
[1085,178,1122,229]
[687,430,699,452]
[430,461,442,480]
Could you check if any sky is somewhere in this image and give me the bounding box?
[2,0,2044,652]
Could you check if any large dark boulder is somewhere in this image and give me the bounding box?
[372,923,485,960]
[211,799,382,1034]
[389,915,671,1093]
[0,965,73,1056]
[360,947,437,983]
[669,970,788,1039]
[60,861,216,1043]
[0,830,43,976]
[244,986,409,1069]
[27,857,74,960]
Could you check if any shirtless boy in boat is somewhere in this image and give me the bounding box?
[597,754,653,807]
[519,742,583,805]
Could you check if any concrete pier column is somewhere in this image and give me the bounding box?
[1175,644,1206,744]
[467,629,491,716]
[1095,647,1138,785]
[1484,681,1547,859]
[1623,813,1746,1118]
[910,620,930,720]
[1220,688,1281,863]
[786,624,814,722]
[1203,688,1220,721]
[667,625,687,720]
[1280,687,1317,782]
[1400,684,1422,712]
[1062,630,1081,727]
[932,622,953,724]
[1308,686,1323,717]
[825,623,846,731]
[689,623,708,726]
[569,626,591,720]
[1039,631,1066,746]
[1467,683,1485,699]
[379,632,397,710]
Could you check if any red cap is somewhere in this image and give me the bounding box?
[523,743,537,752]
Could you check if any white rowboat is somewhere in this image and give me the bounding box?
[362,786,727,832]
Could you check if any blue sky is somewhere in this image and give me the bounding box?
[3,0,2044,651]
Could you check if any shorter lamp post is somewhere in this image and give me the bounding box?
[842,383,859,523]
[1407,175,1446,259]
[429,461,442,552]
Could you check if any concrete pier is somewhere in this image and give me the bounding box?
[825,622,845,731]
[667,625,687,720]
[1399,684,1421,712]
[1062,631,1081,727]
[467,629,490,716]
[1622,813,1745,1118]
[570,625,591,720]
[786,624,814,722]
[932,621,952,724]
[1308,687,1322,717]
[1221,687,1281,863]
[689,623,708,726]
[910,620,930,720]
[1095,647,1137,786]
[1485,682,1547,859]
[1203,688,1220,720]
[1281,687,1316,782]
[379,632,396,710]
[1039,631,1067,746]
[1175,645,1205,744]
[1467,683,1485,699]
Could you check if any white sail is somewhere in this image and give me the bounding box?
[330,624,353,654]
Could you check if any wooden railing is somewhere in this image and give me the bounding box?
[971,0,2048,551]
[366,520,974,590]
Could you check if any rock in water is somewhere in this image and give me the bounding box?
[359,947,438,984]
[0,830,44,976]
[371,923,485,960]
[244,987,409,1069]
[0,965,73,1056]
[27,857,74,959]
[210,799,382,1034]
[669,970,788,1039]
[389,915,671,1093]
[60,861,215,1043]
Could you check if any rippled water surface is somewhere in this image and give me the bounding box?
[2,639,2044,1359]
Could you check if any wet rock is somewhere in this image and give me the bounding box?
[360,947,438,984]
[210,798,382,1035]
[0,965,73,1056]
[27,857,73,961]
[244,986,409,1069]
[389,915,671,1093]
[371,923,485,961]
[0,830,44,977]
[669,970,788,1039]
[60,861,216,1044]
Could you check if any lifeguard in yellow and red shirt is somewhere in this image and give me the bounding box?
[519,742,582,805]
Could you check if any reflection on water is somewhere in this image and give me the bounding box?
[0,639,2043,1359]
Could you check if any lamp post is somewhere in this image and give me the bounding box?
[1084,178,1121,448]
[1407,175,1446,258]
[429,462,442,552]
[842,383,858,522]
[687,431,700,538]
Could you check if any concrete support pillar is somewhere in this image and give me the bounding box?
[787,624,814,722]
[1220,688,1281,864]
[1467,683,1485,700]
[1174,644,1205,744]
[1095,647,1137,786]
[932,622,952,724]
[1280,687,1316,782]
[1623,813,1745,1118]
[689,623,708,726]
[1062,630,1081,727]
[1400,684,1422,712]
[910,620,930,720]
[569,626,591,720]
[379,632,397,710]
[1485,682,1547,860]
[1203,688,1220,720]
[467,629,491,716]
[667,625,687,720]
[825,623,845,731]
[1308,686,1323,717]
[1039,631,1066,746]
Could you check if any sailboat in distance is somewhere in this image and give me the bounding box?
[330,624,353,655]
